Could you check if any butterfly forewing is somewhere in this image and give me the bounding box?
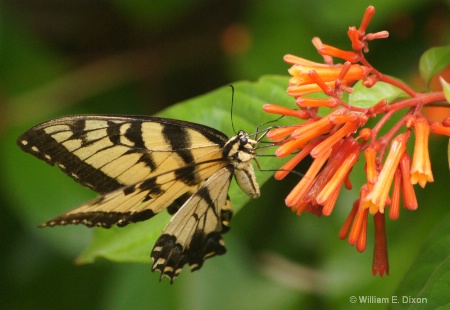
[17,114,260,282]
[17,115,228,194]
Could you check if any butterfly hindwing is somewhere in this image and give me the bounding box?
[151,166,234,282]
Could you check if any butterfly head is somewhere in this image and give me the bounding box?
[223,130,260,199]
[223,130,257,164]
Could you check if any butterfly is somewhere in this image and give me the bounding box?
[17,115,260,282]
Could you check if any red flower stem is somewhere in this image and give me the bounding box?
[387,92,446,112]
[339,101,367,113]
[378,111,412,145]
[371,92,445,145]
[376,72,417,98]
[358,56,417,97]
[370,111,411,166]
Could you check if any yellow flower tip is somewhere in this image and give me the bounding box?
[410,172,434,188]
[362,198,382,215]
[410,117,434,188]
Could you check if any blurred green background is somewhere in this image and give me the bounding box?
[1,0,450,309]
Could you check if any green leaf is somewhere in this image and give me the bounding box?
[349,80,409,108]
[441,77,450,104]
[75,75,295,263]
[77,215,170,264]
[391,213,450,309]
[419,45,450,87]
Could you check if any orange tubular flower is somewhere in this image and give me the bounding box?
[348,189,370,248]
[399,153,418,211]
[363,133,409,214]
[263,104,310,119]
[316,149,359,210]
[364,147,378,184]
[288,63,369,86]
[266,125,302,142]
[316,44,361,63]
[310,120,359,158]
[287,81,336,97]
[340,199,359,240]
[389,169,402,220]
[264,5,447,277]
[410,117,434,188]
[296,97,339,108]
[284,54,328,66]
[285,148,331,208]
[274,142,316,180]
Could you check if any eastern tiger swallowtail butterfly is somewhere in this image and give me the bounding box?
[17,115,260,282]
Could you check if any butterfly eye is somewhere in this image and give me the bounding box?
[237,130,248,145]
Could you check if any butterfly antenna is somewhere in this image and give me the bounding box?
[228,84,237,134]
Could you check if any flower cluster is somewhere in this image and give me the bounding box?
[264,6,448,276]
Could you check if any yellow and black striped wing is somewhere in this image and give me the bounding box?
[17,115,229,194]
[151,166,234,282]
[17,115,260,282]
